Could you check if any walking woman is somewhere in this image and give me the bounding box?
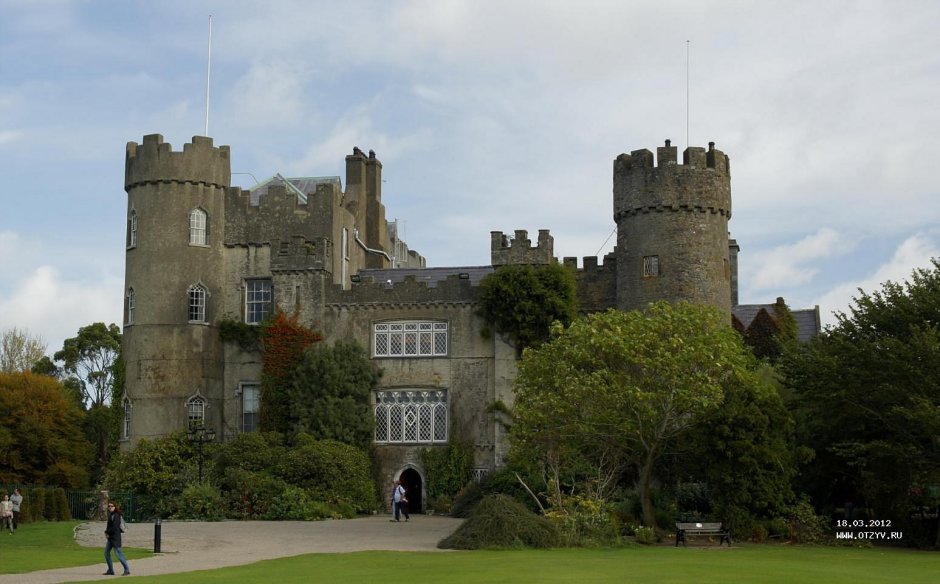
[103,500,130,576]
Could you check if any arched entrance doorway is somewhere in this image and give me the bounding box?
[399,467,423,514]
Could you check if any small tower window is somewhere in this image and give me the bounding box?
[122,397,132,440]
[643,255,660,277]
[126,287,136,325]
[188,284,208,323]
[188,395,207,427]
[127,211,138,248]
[189,208,208,246]
[241,383,260,433]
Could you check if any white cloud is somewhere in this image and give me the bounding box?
[816,233,940,326]
[230,61,311,127]
[748,228,856,291]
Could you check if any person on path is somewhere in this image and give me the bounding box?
[390,479,410,522]
[103,500,130,576]
[0,494,14,534]
[10,489,22,531]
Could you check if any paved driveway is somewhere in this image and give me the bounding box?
[1,515,463,583]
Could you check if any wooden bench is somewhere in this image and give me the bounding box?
[675,522,732,547]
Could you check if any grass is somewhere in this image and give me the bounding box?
[75,544,940,584]
[0,521,152,574]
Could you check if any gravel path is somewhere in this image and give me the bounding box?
[0,515,462,583]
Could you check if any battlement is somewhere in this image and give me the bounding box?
[125,134,231,192]
[326,273,480,306]
[490,229,554,266]
[613,140,732,221]
[562,252,617,271]
[614,139,730,176]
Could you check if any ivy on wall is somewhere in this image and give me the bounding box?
[259,311,322,433]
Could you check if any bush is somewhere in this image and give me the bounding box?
[220,469,290,520]
[787,500,829,543]
[544,495,619,546]
[421,439,473,503]
[635,526,657,545]
[273,437,377,513]
[175,483,225,521]
[42,488,58,521]
[29,488,45,522]
[439,494,561,550]
[451,482,483,518]
[52,488,71,521]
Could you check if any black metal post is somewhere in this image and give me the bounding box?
[154,517,162,553]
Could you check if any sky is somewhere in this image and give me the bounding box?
[2,0,939,355]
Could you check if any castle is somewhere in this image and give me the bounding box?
[121,134,819,511]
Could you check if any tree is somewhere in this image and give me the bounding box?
[53,322,122,406]
[0,327,47,373]
[0,372,92,487]
[511,302,754,529]
[259,311,322,433]
[285,340,379,448]
[782,260,940,546]
[478,262,579,350]
[53,323,124,481]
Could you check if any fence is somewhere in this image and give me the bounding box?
[0,484,141,523]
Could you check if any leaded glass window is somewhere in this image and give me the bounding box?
[374,390,448,444]
[374,321,447,357]
[187,395,206,427]
[190,208,207,245]
[188,284,207,322]
[245,279,272,324]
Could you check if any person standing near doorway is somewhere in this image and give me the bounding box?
[390,480,410,523]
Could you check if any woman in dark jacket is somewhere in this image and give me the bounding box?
[103,500,130,576]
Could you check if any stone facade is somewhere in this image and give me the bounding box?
[121,134,815,511]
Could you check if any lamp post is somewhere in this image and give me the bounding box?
[187,423,216,483]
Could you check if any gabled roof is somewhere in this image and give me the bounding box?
[732,303,822,342]
[248,175,342,206]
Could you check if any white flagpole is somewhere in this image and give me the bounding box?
[205,15,212,137]
[686,40,690,150]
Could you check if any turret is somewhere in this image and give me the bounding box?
[614,140,732,314]
[490,229,554,266]
[122,134,231,445]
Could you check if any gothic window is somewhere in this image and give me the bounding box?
[643,255,660,277]
[245,279,272,324]
[127,210,138,248]
[189,208,208,246]
[188,284,207,323]
[373,321,448,358]
[126,287,136,325]
[374,390,448,444]
[241,383,259,433]
[122,397,131,440]
[187,395,207,427]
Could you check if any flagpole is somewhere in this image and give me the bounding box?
[205,15,212,137]
[686,39,690,151]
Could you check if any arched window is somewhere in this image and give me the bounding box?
[374,390,448,444]
[188,284,207,323]
[122,397,132,440]
[187,395,207,427]
[189,208,208,245]
[127,210,138,248]
[126,287,136,325]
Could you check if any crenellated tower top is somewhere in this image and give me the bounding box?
[125,134,231,192]
[490,229,554,266]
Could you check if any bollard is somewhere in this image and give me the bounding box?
[154,518,162,553]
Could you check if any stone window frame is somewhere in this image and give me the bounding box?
[244,279,272,324]
[642,255,660,277]
[240,382,260,433]
[189,207,208,246]
[373,389,448,444]
[187,393,207,427]
[188,283,208,323]
[127,210,138,249]
[373,320,448,358]
[125,287,136,326]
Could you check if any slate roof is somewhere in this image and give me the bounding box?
[248,175,342,205]
[732,303,822,342]
[356,266,494,287]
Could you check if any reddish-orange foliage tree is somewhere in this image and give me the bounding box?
[259,310,322,432]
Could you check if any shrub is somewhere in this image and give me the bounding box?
[52,488,71,521]
[175,483,225,521]
[42,488,58,521]
[29,487,45,522]
[273,437,377,513]
[787,499,829,543]
[220,469,290,520]
[544,495,619,546]
[635,526,656,545]
[451,481,483,518]
[439,494,561,550]
[421,439,473,503]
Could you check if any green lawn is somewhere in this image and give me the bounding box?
[0,521,151,574]
[76,544,940,584]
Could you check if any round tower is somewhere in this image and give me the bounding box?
[613,140,732,314]
[122,134,231,444]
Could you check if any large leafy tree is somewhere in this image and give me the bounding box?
[511,302,754,529]
[478,262,579,350]
[52,322,124,481]
[782,260,940,543]
[286,340,379,448]
[0,327,47,373]
[0,372,92,487]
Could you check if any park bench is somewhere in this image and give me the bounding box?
[674,522,732,547]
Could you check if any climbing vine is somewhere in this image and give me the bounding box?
[259,310,322,433]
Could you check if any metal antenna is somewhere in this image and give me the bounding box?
[205,15,212,136]
[686,40,690,150]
